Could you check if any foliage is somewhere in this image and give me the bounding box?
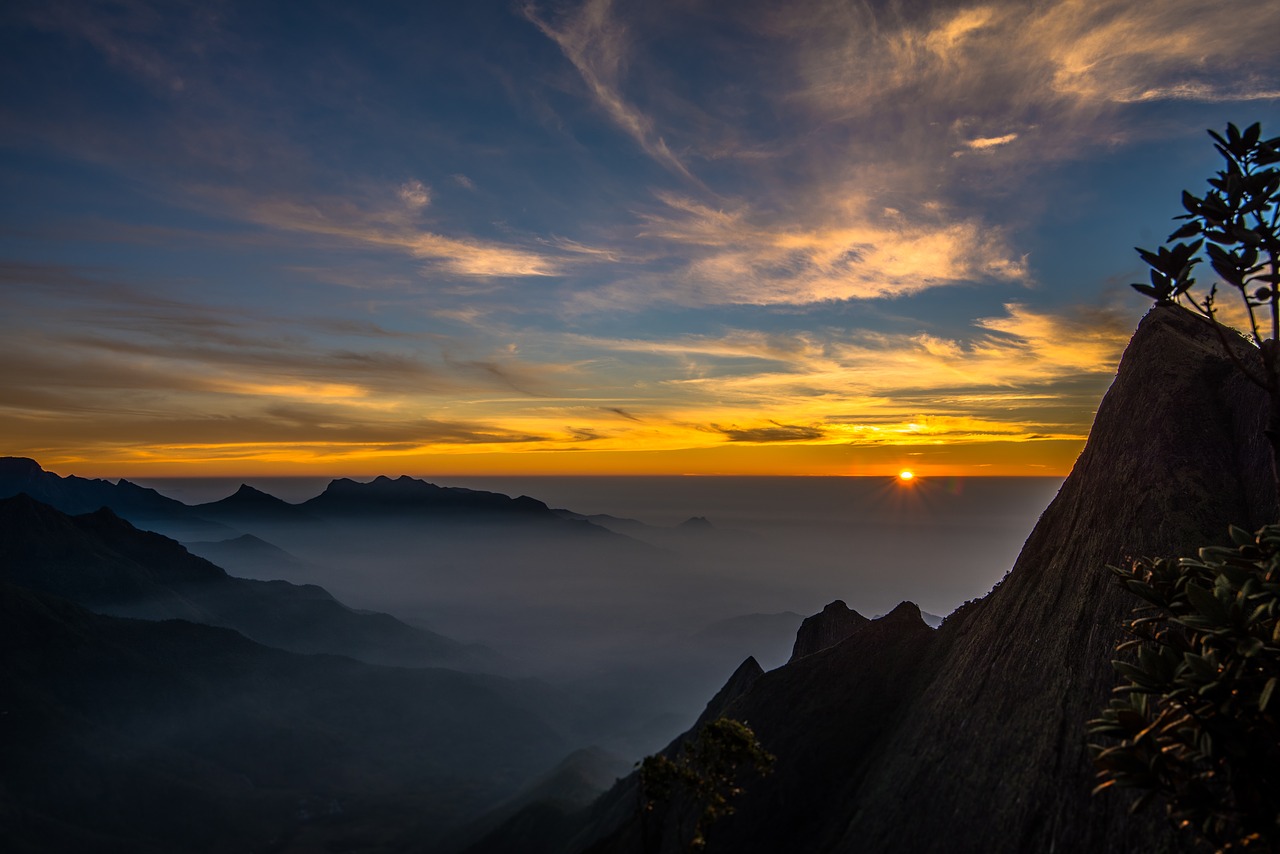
[1129,122,1280,494]
[638,717,775,852]
[1089,524,1280,851]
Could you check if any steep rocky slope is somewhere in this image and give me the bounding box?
[578,305,1276,854]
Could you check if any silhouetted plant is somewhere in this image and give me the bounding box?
[1089,524,1280,851]
[638,717,775,852]
[1130,122,1280,497]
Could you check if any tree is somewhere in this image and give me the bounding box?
[1093,123,1280,852]
[1088,524,1280,851]
[1129,122,1280,497]
[638,717,775,853]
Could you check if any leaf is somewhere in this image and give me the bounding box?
[1167,221,1202,241]
[1185,583,1228,624]
[1243,122,1261,149]
[1229,525,1254,546]
[1262,677,1277,712]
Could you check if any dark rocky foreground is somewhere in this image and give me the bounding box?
[473,305,1276,854]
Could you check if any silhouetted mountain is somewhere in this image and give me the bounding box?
[184,532,305,573]
[689,611,804,671]
[465,654,770,854]
[193,483,320,526]
[444,747,633,854]
[304,474,558,520]
[0,457,229,539]
[0,582,564,853]
[677,515,713,530]
[788,600,870,661]
[556,305,1278,853]
[0,494,499,671]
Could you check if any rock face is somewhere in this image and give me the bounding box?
[788,600,871,662]
[581,305,1276,854]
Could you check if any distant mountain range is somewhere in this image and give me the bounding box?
[0,493,498,671]
[0,465,742,850]
[0,458,630,542]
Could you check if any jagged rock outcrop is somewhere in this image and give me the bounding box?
[789,599,871,662]
[580,305,1276,854]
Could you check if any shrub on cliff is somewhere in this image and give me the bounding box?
[1089,524,1280,850]
[638,717,774,852]
[1129,122,1280,496]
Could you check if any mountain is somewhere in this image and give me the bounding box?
[0,494,500,671]
[556,305,1277,853]
[193,483,320,526]
[689,611,804,671]
[183,532,309,581]
[0,456,229,539]
[788,599,870,661]
[442,747,634,854]
[304,474,564,520]
[0,582,564,853]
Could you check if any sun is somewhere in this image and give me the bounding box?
[898,469,915,483]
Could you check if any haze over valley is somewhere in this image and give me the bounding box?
[1,455,1061,850]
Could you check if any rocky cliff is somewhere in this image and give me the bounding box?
[578,305,1276,854]
[789,599,870,662]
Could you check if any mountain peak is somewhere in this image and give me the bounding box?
[303,475,555,520]
[0,456,44,479]
[789,599,870,662]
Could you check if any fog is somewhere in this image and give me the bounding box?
[156,475,1063,757]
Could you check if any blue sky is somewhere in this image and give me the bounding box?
[2,0,1277,476]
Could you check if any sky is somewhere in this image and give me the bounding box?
[2,0,1278,478]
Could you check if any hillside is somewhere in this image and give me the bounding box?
[520,305,1276,854]
[0,494,498,671]
[0,583,565,853]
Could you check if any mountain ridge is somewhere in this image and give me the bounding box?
[0,493,500,671]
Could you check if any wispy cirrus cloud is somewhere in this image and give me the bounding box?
[522,0,696,181]
[244,194,567,278]
[786,0,1280,159]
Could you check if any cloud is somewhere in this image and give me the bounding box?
[398,180,431,208]
[523,0,695,181]
[603,406,644,422]
[603,191,1027,306]
[575,302,1129,416]
[963,133,1019,150]
[713,421,826,443]
[786,0,1280,159]
[245,195,566,278]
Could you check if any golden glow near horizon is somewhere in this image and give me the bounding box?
[899,469,915,482]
